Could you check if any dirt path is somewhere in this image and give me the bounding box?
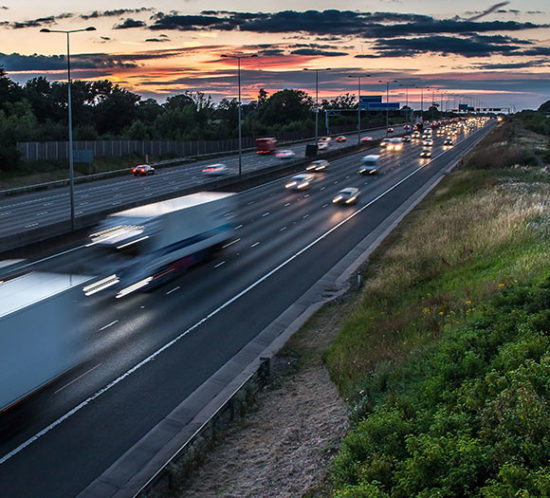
[180,295,355,497]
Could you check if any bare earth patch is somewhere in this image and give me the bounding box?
[180,295,356,497]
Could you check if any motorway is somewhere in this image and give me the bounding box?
[0,120,495,497]
[0,128,396,245]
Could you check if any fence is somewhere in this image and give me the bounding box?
[16,125,362,162]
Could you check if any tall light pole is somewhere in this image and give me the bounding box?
[379,79,397,134]
[40,26,96,231]
[348,74,371,145]
[221,53,257,178]
[304,68,331,147]
[399,83,415,127]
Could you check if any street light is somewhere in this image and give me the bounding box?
[348,74,371,145]
[221,53,257,178]
[40,26,96,231]
[399,83,416,127]
[379,79,397,134]
[303,68,331,146]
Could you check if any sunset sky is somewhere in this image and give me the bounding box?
[1,1,549,110]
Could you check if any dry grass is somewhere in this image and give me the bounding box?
[325,173,550,397]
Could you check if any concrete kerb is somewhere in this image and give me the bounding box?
[76,138,466,498]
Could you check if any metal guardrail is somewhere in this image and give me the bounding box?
[2,125,399,198]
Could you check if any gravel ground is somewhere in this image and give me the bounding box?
[179,295,355,497]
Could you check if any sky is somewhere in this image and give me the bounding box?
[0,1,549,110]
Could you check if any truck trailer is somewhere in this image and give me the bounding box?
[0,272,92,413]
[84,191,237,298]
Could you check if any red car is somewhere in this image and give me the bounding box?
[132,164,155,176]
[336,135,347,142]
[360,136,373,143]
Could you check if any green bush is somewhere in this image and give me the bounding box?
[332,280,550,496]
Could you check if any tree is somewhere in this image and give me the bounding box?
[538,100,550,114]
[94,85,141,135]
[258,89,313,125]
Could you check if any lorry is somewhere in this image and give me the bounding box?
[84,191,237,298]
[256,137,277,154]
[0,272,92,413]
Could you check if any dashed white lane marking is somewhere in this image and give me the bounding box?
[303,214,309,219]
[222,238,240,248]
[99,320,119,331]
[214,261,226,268]
[320,187,326,191]
[235,224,243,230]
[322,203,328,208]
[54,363,102,395]
[280,226,287,231]
[251,242,260,248]
[166,286,180,295]
[262,212,270,217]
[25,223,39,228]
[284,202,291,207]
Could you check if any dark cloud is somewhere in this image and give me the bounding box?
[474,60,549,69]
[290,48,348,57]
[257,48,285,56]
[12,16,57,29]
[517,47,550,56]
[146,10,548,41]
[0,47,219,72]
[81,8,154,20]
[145,37,170,43]
[362,19,546,38]
[1,6,8,9]
[114,18,146,29]
[100,36,111,41]
[465,2,509,21]
[367,35,524,58]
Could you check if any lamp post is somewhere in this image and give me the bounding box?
[348,74,370,145]
[304,68,331,146]
[379,79,397,134]
[40,26,95,231]
[399,83,415,127]
[221,53,257,178]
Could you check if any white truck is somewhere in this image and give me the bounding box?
[84,191,237,298]
[0,272,92,413]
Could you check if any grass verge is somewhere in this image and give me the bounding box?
[323,122,550,496]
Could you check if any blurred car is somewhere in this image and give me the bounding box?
[285,174,314,190]
[306,159,329,172]
[276,149,296,159]
[359,154,379,175]
[317,141,329,151]
[333,187,359,205]
[132,164,155,176]
[202,163,228,176]
[402,135,411,142]
[318,136,331,143]
[420,148,432,158]
[423,138,434,147]
[360,136,374,143]
[335,135,347,142]
[443,137,453,146]
[387,138,403,151]
[387,127,394,133]
[411,131,421,139]
[380,138,389,148]
[403,124,411,131]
